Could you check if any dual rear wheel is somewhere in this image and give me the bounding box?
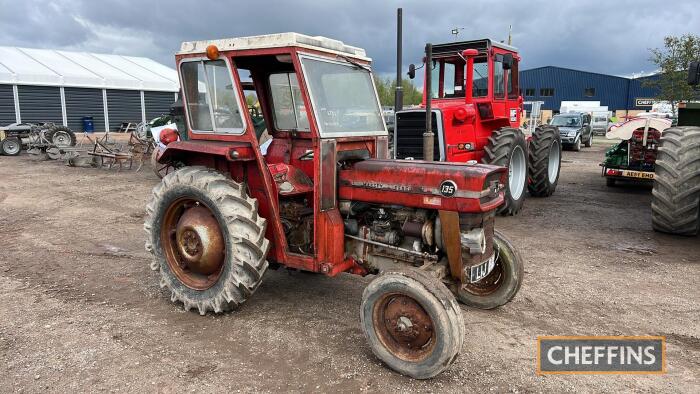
[482,126,561,215]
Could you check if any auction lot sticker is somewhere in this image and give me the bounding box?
[537,336,666,375]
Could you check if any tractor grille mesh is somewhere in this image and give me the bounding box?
[394,111,440,160]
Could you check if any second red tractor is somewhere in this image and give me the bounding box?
[395,39,562,215]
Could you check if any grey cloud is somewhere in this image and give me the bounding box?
[0,0,698,78]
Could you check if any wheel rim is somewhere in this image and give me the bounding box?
[548,141,560,183]
[508,145,526,200]
[161,198,226,290]
[461,256,504,296]
[3,140,20,155]
[53,131,71,147]
[372,293,436,362]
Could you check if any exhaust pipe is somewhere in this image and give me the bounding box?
[395,8,403,112]
[423,43,434,161]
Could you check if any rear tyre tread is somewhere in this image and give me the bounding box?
[528,125,561,197]
[651,126,700,235]
[144,166,269,314]
[482,127,528,215]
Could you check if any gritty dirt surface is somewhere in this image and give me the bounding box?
[0,140,698,393]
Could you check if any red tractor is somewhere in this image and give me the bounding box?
[147,33,524,379]
[395,39,562,215]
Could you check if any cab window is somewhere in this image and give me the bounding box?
[180,59,245,133]
[269,73,310,131]
[472,58,488,97]
[493,56,505,99]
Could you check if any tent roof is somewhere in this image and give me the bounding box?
[0,46,179,92]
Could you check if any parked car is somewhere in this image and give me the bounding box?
[550,112,592,151]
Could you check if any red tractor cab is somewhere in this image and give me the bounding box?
[146,33,525,378]
[396,39,562,215]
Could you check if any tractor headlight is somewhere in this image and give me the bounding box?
[567,131,577,137]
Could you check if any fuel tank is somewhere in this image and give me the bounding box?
[338,159,505,213]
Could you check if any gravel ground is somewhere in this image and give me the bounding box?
[0,140,698,393]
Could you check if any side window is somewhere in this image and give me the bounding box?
[180,59,244,133]
[507,59,519,99]
[493,56,505,99]
[472,58,488,97]
[269,73,310,131]
[443,62,456,96]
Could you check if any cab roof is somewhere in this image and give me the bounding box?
[178,32,370,61]
[432,38,518,57]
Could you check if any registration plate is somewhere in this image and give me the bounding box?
[469,254,496,283]
[622,170,655,180]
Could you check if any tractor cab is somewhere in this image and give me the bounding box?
[397,39,522,162]
[396,38,561,216]
[160,33,390,273]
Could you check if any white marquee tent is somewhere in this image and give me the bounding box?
[0,46,179,131]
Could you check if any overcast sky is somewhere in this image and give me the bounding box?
[1,0,698,80]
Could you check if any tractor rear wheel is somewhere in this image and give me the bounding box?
[482,127,528,215]
[651,126,700,235]
[528,125,561,197]
[144,166,269,314]
[46,125,76,147]
[456,230,524,309]
[360,269,464,379]
[1,137,21,156]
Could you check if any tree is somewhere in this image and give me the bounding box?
[373,76,423,107]
[645,34,700,114]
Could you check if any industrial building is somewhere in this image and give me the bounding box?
[520,66,660,116]
[0,46,179,131]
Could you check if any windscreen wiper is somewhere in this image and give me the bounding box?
[337,55,371,72]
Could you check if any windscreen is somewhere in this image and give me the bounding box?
[301,56,385,136]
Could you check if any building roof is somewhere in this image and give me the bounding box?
[0,46,179,92]
[178,32,369,61]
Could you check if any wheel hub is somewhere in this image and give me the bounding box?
[175,205,224,275]
[374,294,435,360]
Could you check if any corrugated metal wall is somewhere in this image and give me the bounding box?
[65,87,105,131]
[0,85,16,126]
[520,67,660,111]
[144,91,175,120]
[106,89,141,130]
[17,85,63,124]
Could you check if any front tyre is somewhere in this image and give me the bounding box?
[361,269,464,379]
[144,166,269,315]
[1,137,21,156]
[528,125,561,197]
[482,127,528,215]
[457,230,524,309]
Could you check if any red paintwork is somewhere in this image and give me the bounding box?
[163,41,502,277]
[338,159,505,213]
[420,41,523,164]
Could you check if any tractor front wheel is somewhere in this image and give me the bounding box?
[457,230,524,309]
[528,125,561,197]
[360,269,464,379]
[482,127,528,215]
[651,126,700,235]
[144,166,269,314]
[1,137,21,156]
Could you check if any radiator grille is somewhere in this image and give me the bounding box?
[394,110,441,160]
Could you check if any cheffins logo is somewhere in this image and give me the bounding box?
[537,336,665,375]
